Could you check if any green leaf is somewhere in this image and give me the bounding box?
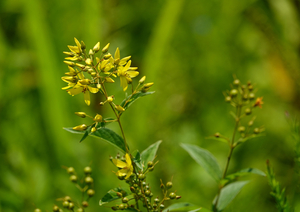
[181,143,222,182]
[220,168,265,186]
[205,135,230,145]
[214,181,249,211]
[100,117,116,127]
[120,91,155,110]
[133,150,143,171]
[163,202,209,212]
[140,140,162,165]
[64,127,127,152]
[99,187,131,206]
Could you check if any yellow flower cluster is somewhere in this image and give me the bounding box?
[61,38,139,105]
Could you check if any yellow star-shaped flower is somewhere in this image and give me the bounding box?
[112,153,133,179]
[117,60,139,91]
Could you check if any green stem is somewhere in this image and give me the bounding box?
[213,105,242,212]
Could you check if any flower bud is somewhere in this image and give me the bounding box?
[78,79,91,85]
[122,197,129,203]
[160,204,165,209]
[85,176,93,184]
[104,53,112,59]
[147,161,154,168]
[225,96,231,102]
[254,128,260,134]
[77,208,84,212]
[82,201,89,208]
[233,79,240,86]
[87,189,95,197]
[62,201,69,208]
[102,43,110,53]
[138,174,145,180]
[139,76,146,84]
[119,204,125,210]
[115,105,125,112]
[89,49,94,55]
[230,89,238,96]
[70,175,77,183]
[64,196,71,202]
[34,209,42,212]
[80,41,86,50]
[145,190,151,196]
[64,61,75,66]
[94,114,103,122]
[67,167,75,174]
[84,166,92,174]
[61,76,76,83]
[93,42,100,52]
[245,108,252,115]
[73,124,87,131]
[76,63,85,69]
[214,132,220,138]
[107,96,113,102]
[85,58,92,65]
[176,196,181,199]
[114,58,120,65]
[154,198,160,203]
[238,126,245,132]
[68,202,74,210]
[166,182,173,189]
[249,93,255,100]
[53,205,59,212]
[169,192,176,199]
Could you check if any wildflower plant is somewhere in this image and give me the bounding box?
[58,38,185,212]
[181,78,266,212]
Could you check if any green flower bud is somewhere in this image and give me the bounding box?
[147,161,154,168]
[254,128,260,134]
[139,76,146,84]
[93,114,102,122]
[245,108,252,115]
[87,189,95,197]
[249,93,255,100]
[82,201,89,208]
[138,174,145,180]
[53,205,59,212]
[84,166,92,174]
[166,182,173,189]
[230,89,238,97]
[154,198,160,203]
[169,192,176,199]
[104,53,112,59]
[64,196,71,202]
[160,204,165,209]
[62,201,69,208]
[248,120,254,126]
[67,167,75,174]
[122,197,129,203]
[214,132,220,138]
[248,84,253,91]
[91,127,96,133]
[233,79,240,86]
[145,190,151,196]
[225,96,231,102]
[68,202,74,210]
[34,209,42,212]
[119,204,125,210]
[85,176,93,184]
[64,61,75,66]
[176,196,181,199]
[80,41,86,50]
[77,208,84,212]
[69,175,77,183]
[238,126,245,132]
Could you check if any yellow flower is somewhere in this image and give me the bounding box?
[67,72,99,105]
[112,153,133,179]
[117,60,139,91]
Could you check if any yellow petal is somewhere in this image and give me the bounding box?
[128,67,138,71]
[84,91,90,105]
[112,159,128,168]
[74,37,81,51]
[68,87,83,95]
[68,45,80,54]
[114,47,120,60]
[116,169,127,177]
[120,76,128,91]
[126,71,139,78]
[119,56,131,65]
[125,154,132,166]
[88,86,99,94]
[123,60,132,71]
[78,72,85,80]
[125,167,133,179]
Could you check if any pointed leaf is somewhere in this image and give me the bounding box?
[220,168,265,186]
[133,150,143,171]
[141,140,162,165]
[181,143,222,182]
[215,181,249,211]
[99,187,131,206]
[120,91,155,110]
[163,202,208,212]
[64,127,126,152]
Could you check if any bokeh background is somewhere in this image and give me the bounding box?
[1,0,300,211]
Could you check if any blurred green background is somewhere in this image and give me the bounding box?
[1,0,300,211]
